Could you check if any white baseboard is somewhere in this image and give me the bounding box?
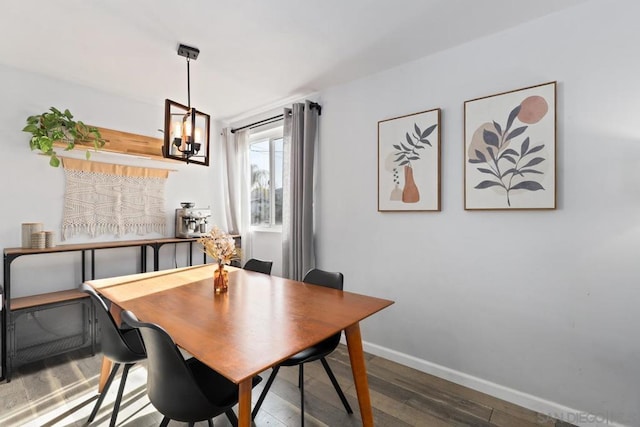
[358,341,626,427]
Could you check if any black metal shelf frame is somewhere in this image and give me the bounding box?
[1,238,206,382]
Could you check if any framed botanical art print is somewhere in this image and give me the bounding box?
[464,81,556,210]
[378,108,441,211]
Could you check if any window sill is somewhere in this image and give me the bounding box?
[251,226,282,233]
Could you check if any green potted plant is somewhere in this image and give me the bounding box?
[22,107,105,167]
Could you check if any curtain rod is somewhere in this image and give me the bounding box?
[231,114,283,134]
[230,102,322,134]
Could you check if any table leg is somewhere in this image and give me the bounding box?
[345,322,374,427]
[98,357,112,393]
[238,378,252,427]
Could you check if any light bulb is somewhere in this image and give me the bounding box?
[183,120,192,139]
[172,121,182,139]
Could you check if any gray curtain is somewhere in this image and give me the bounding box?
[221,128,239,234]
[282,101,319,280]
[221,128,253,263]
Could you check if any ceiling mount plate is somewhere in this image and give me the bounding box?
[177,44,199,60]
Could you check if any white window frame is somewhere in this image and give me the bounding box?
[249,125,283,232]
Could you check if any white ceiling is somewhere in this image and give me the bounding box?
[1,0,586,122]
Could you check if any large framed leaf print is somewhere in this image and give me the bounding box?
[464,81,556,210]
[378,108,441,212]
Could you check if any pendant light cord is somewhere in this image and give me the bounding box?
[186,57,191,109]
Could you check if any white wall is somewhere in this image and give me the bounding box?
[250,231,283,277]
[317,1,640,425]
[0,65,228,296]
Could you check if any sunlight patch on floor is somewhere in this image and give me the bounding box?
[2,366,156,427]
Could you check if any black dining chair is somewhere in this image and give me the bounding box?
[120,310,262,427]
[251,268,353,425]
[79,283,146,427]
[243,258,273,275]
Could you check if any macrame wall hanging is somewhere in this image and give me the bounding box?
[61,158,171,239]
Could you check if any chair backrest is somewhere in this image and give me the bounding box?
[243,258,273,275]
[302,269,344,347]
[79,283,145,363]
[303,268,344,291]
[120,310,220,422]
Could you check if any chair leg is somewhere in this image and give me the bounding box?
[109,363,134,427]
[320,357,353,414]
[208,419,214,427]
[251,365,280,419]
[159,416,170,427]
[225,408,238,426]
[298,364,303,389]
[88,362,121,423]
[300,363,305,427]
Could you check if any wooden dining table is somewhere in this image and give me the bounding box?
[85,264,394,427]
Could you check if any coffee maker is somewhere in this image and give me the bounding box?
[175,202,212,238]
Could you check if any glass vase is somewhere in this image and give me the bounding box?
[214,262,229,294]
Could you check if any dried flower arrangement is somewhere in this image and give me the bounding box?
[197,226,240,266]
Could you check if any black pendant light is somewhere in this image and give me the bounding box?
[163,44,210,166]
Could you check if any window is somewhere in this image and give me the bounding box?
[249,126,283,228]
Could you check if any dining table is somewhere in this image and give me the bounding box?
[85,263,394,427]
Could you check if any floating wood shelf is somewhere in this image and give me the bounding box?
[55,126,175,162]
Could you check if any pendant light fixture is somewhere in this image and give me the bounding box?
[163,44,210,166]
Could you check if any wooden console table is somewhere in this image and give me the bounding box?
[1,236,238,382]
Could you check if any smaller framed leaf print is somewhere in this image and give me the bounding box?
[378,108,441,211]
[464,81,556,210]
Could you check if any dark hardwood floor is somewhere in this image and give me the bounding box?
[0,345,574,426]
